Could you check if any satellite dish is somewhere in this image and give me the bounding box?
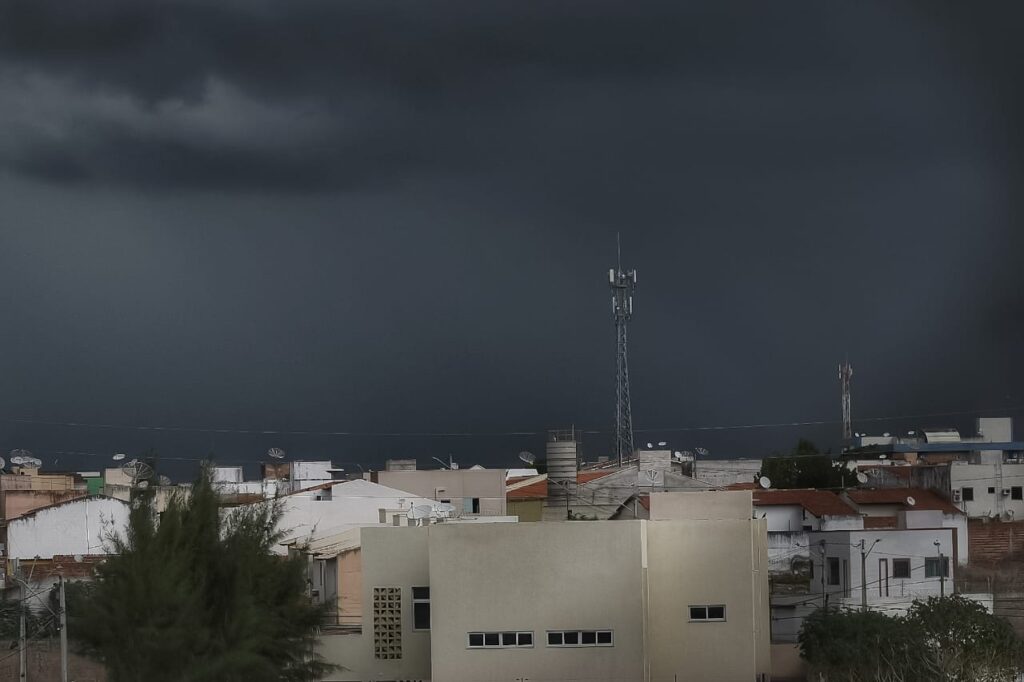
[518,451,535,466]
[758,476,772,489]
[908,430,916,436]
[672,451,683,461]
[137,480,149,489]
[10,456,25,465]
[112,453,126,462]
[73,555,83,563]
[845,460,857,471]
[657,441,667,447]
[645,469,659,482]
[23,458,41,469]
[878,454,887,460]
[856,472,869,484]
[695,447,709,457]
[883,432,891,437]
[408,504,433,520]
[646,443,653,449]
[0,457,5,470]
[121,459,154,487]
[682,450,694,458]
[906,496,916,507]
[435,503,457,518]
[10,448,32,460]
[157,475,172,486]
[267,447,286,460]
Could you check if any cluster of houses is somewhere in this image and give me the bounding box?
[1,416,1021,680]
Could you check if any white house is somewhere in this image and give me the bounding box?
[6,495,129,560]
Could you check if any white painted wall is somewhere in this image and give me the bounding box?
[951,461,1024,519]
[758,505,806,532]
[7,497,130,559]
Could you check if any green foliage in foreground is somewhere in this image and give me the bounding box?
[800,595,1024,682]
[67,465,335,682]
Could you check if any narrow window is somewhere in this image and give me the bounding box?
[690,606,726,622]
[472,497,481,514]
[827,557,841,586]
[412,586,430,631]
[1013,487,1023,501]
[706,606,726,621]
[893,559,911,579]
[962,487,974,502]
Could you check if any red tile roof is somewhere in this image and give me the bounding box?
[638,495,651,511]
[863,516,898,529]
[845,488,961,515]
[752,489,859,517]
[725,482,759,490]
[506,471,615,500]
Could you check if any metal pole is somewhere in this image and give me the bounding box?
[19,579,27,682]
[59,576,68,682]
[939,552,945,598]
[860,540,868,606]
[820,541,827,609]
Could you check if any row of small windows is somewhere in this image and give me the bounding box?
[817,557,949,583]
[466,631,614,648]
[961,486,1023,501]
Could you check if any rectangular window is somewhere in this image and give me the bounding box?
[962,487,974,502]
[412,586,430,631]
[467,631,534,649]
[545,630,614,647]
[689,605,726,622]
[925,557,950,578]
[879,559,889,597]
[827,557,841,586]
[472,497,481,514]
[893,559,911,579]
[1013,487,1023,501]
[989,487,996,494]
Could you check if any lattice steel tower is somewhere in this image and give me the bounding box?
[609,239,637,467]
[839,359,853,441]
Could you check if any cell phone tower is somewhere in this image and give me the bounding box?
[839,358,853,441]
[609,236,637,467]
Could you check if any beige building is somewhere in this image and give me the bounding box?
[374,468,507,516]
[316,491,770,682]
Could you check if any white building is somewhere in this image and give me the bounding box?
[373,467,507,517]
[315,491,772,682]
[692,458,763,487]
[6,495,129,560]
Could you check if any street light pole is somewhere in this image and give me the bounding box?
[934,541,945,597]
[59,576,68,682]
[860,539,881,611]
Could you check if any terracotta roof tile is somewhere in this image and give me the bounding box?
[845,488,961,515]
[753,489,859,517]
[506,471,615,500]
[863,516,898,529]
[725,482,759,490]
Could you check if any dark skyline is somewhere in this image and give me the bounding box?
[1,1,1022,477]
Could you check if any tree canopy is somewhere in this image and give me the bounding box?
[759,439,851,489]
[67,465,334,682]
[800,597,1024,682]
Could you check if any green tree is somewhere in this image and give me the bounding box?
[67,465,335,682]
[799,597,1024,682]
[759,439,846,488]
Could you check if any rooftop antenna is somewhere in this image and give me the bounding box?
[0,457,5,471]
[112,453,126,462]
[906,496,917,507]
[518,451,536,466]
[267,447,286,460]
[121,459,154,488]
[408,505,432,525]
[610,233,637,468]
[758,476,772,489]
[695,447,709,457]
[856,472,869,484]
[839,358,854,441]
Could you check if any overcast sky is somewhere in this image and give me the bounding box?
[0,1,1022,477]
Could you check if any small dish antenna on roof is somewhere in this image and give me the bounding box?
[157,475,172,486]
[112,453,126,462]
[137,480,149,489]
[121,459,154,487]
[878,454,887,460]
[906,496,916,507]
[672,451,683,461]
[883,432,891,437]
[695,447,709,457]
[518,451,535,466]
[646,442,653,449]
[758,476,772,489]
[10,449,32,466]
[645,469,659,483]
[856,472,869,484]
[657,441,667,447]
[845,460,857,471]
[73,555,83,563]
[0,457,6,470]
[435,502,456,519]
[682,450,694,459]
[908,430,916,436]
[267,447,286,460]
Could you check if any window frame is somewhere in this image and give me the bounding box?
[988,486,996,494]
[892,558,911,579]
[412,586,430,631]
[1013,487,1023,501]
[545,629,614,647]
[467,631,534,649]
[688,605,727,623]
[827,557,841,586]
[925,557,950,578]
[961,487,974,502]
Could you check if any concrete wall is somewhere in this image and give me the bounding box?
[951,462,1024,519]
[647,518,771,682]
[649,489,751,520]
[1,489,86,521]
[377,469,507,516]
[768,531,810,574]
[691,459,762,487]
[507,498,542,522]
[760,505,807,532]
[428,522,645,682]
[7,497,129,559]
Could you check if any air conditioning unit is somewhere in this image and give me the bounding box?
[952,490,962,502]
[1003,489,1012,496]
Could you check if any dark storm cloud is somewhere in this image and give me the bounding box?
[0,1,1022,475]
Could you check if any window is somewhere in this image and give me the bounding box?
[468,631,533,649]
[989,487,996,494]
[546,630,614,647]
[689,605,727,622]
[962,487,974,502]
[925,557,950,578]
[1013,487,1023,501]
[893,559,911,579]
[412,586,430,631]
[827,557,841,586]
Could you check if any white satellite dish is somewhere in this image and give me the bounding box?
[682,450,694,459]
[0,457,6,470]
[646,443,653,449]
[112,453,126,462]
[906,496,916,507]
[23,457,41,469]
[657,441,667,447]
[883,432,891,437]
[408,505,433,520]
[845,460,857,471]
[645,469,659,483]
[856,472,869,484]
[695,447,708,456]
[518,451,535,466]
[758,476,772,489]
[73,555,83,563]
[435,502,457,519]
[267,447,286,460]
[878,454,887,460]
[121,459,154,487]
[158,475,172,486]
[908,430,916,436]
[137,480,149,489]
[672,451,683,461]
[10,455,25,465]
